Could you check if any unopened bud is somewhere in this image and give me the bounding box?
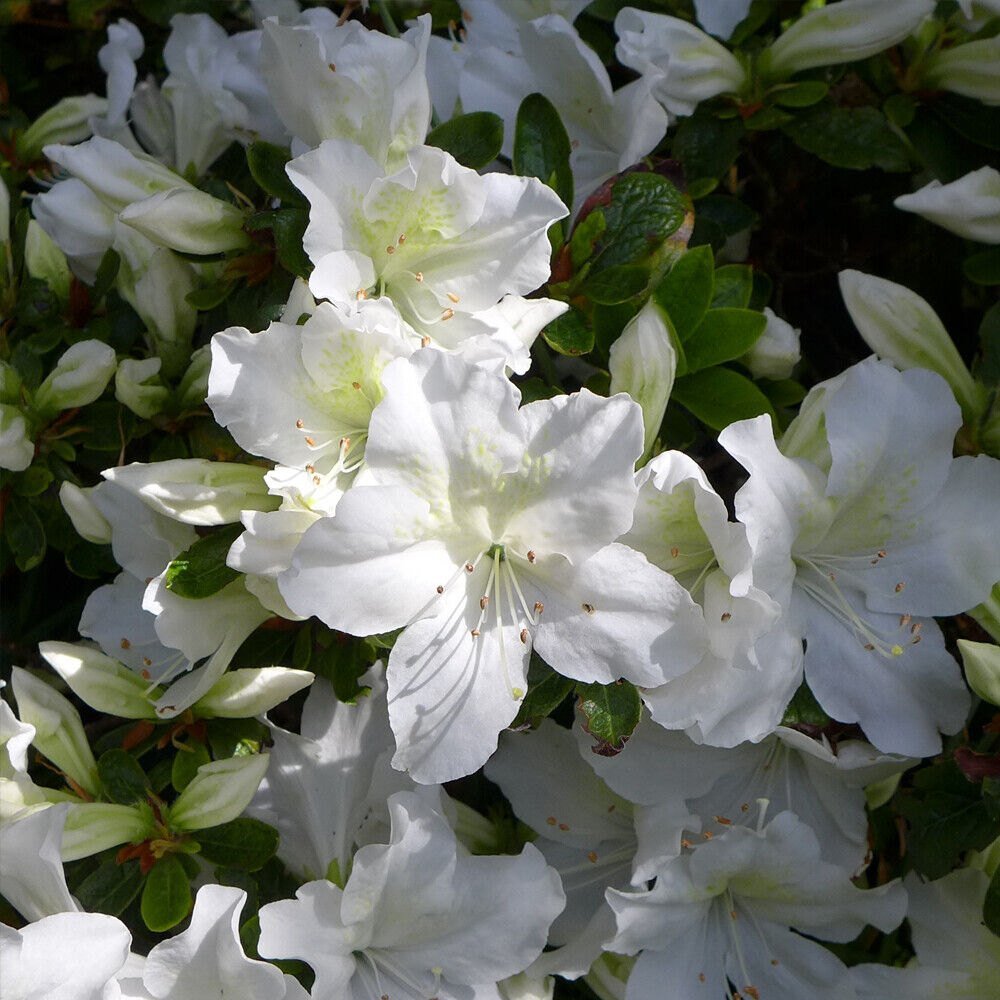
[959,639,1000,707]
[17,95,108,162]
[922,37,1000,106]
[58,484,113,545]
[741,308,800,381]
[120,188,250,255]
[894,166,1000,245]
[115,357,169,419]
[34,340,117,418]
[168,754,270,832]
[24,221,72,300]
[193,668,313,719]
[61,802,153,861]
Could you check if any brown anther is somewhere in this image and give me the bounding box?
[912,634,922,645]
[546,816,557,826]
[703,831,714,840]
[397,234,406,244]
[480,596,489,610]
[141,669,151,680]
[420,336,431,347]
[534,601,544,615]
[441,308,455,321]
[582,602,596,615]
[520,628,529,644]
[770,959,780,966]
[120,638,132,650]
[436,585,444,594]
[558,822,569,831]
[670,546,680,558]
[295,418,305,428]
[351,381,361,390]
[142,657,152,667]
[729,909,737,919]
[526,549,536,563]
[741,802,750,812]
[305,464,315,474]
[328,62,336,71]
[356,288,367,300]
[714,815,732,825]
[415,271,424,282]
[386,245,396,255]
[877,549,887,559]
[465,563,475,573]
[895,581,906,593]
[681,838,694,848]
[745,988,760,1000]
[720,612,732,623]
[607,804,616,812]
[910,621,922,634]
[900,613,912,627]
[446,292,460,303]
[587,851,598,863]
[828,572,837,581]
[304,436,316,447]
[470,628,480,638]
[313,475,321,486]
[699,974,706,983]
[864,643,875,651]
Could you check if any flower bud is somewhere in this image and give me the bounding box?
[61,802,153,861]
[120,188,250,255]
[615,9,748,116]
[16,95,108,162]
[960,639,1000,707]
[169,754,270,832]
[0,404,34,472]
[24,220,72,300]
[922,37,1000,106]
[895,166,1000,244]
[103,458,280,525]
[741,307,800,381]
[58,483,113,545]
[39,641,159,720]
[175,345,212,411]
[838,270,982,419]
[33,340,117,418]
[115,357,170,419]
[193,668,313,719]
[609,299,677,460]
[761,0,934,78]
[11,667,100,797]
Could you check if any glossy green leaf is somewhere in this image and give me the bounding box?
[141,855,192,932]
[783,105,911,172]
[542,309,594,357]
[771,80,829,108]
[75,859,144,917]
[672,113,742,191]
[654,245,715,343]
[710,264,753,308]
[576,680,641,755]
[584,263,649,304]
[164,524,243,599]
[98,748,151,805]
[964,247,1000,286]
[513,657,576,728]
[171,741,212,793]
[427,111,505,170]
[194,818,280,872]
[671,367,776,431]
[683,308,767,372]
[513,94,573,213]
[4,495,46,572]
[246,142,304,203]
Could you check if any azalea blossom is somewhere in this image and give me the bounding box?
[281,348,705,782]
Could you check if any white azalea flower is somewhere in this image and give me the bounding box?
[615,9,749,117]
[257,791,565,1000]
[287,138,567,356]
[620,450,799,747]
[741,307,800,381]
[142,885,305,1000]
[720,357,1000,755]
[459,14,668,211]
[606,811,906,1000]
[0,911,131,1000]
[261,11,431,166]
[280,349,706,782]
[894,166,1000,244]
[247,665,440,883]
[852,868,1000,999]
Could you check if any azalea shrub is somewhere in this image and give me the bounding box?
[2,0,1000,997]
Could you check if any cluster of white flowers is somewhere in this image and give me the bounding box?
[3,2,1000,999]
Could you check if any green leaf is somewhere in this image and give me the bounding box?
[964,247,1000,286]
[671,367,776,431]
[883,93,916,129]
[98,749,151,805]
[4,494,46,572]
[694,196,757,238]
[897,761,1000,879]
[542,310,594,357]
[710,264,753,308]
[513,94,573,214]
[575,680,641,755]
[194,818,280,871]
[742,106,794,131]
[312,631,373,702]
[760,378,807,408]
[206,718,270,760]
[770,80,829,108]
[65,542,119,580]
[985,867,1000,937]
[92,248,121,302]
[672,113,743,192]
[164,525,243,599]
[186,281,235,311]
[513,657,576,728]
[248,209,312,280]
[74,859,144,917]
[141,856,192,932]
[569,209,606,270]
[683,309,767,373]
[171,741,212,793]
[933,94,1000,152]
[591,173,689,275]
[783,105,911,172]
[654,245,715,343]
[781,682,830,728]
[427,112,505,171]
[584,263,649,305]
[12,464,53,497]
[246,142,304,203]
